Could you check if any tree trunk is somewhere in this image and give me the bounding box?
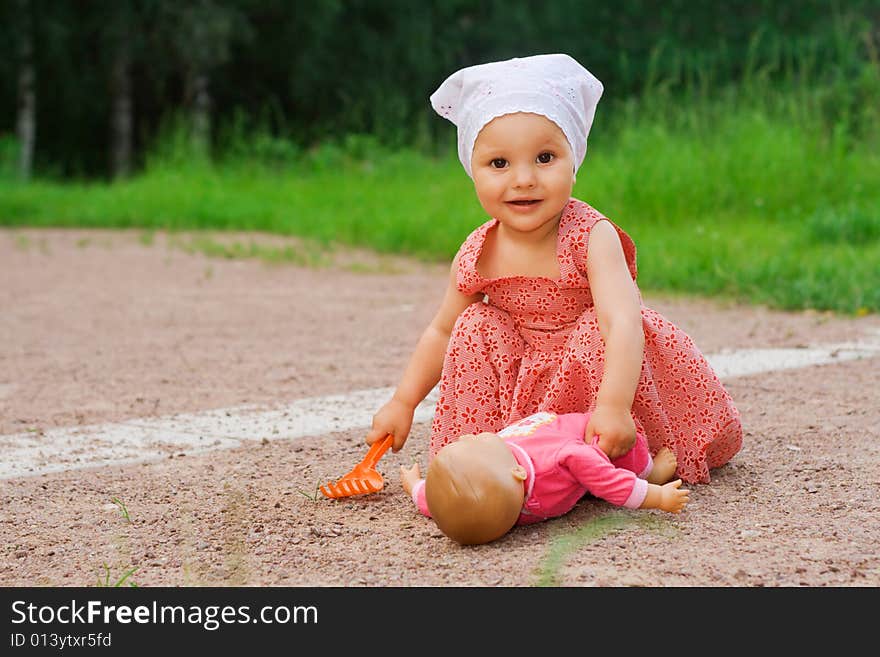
[191,71,211,155]
[15,0,35,181]
[110,44,133,179]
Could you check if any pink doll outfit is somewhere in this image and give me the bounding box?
[429,198,743,484]
[412,411,654,524]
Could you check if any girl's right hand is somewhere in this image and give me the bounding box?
[365,397,414,453]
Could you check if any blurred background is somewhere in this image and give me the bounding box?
[1,0,878,313]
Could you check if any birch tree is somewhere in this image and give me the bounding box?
[107,2,134,179]
[167,0,242,156]
[15,0,35,180]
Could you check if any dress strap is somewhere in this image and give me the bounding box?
[454,219,495,295]
[558,198,638,285]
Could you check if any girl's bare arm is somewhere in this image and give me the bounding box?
[584,219,645,458]
[366,253,483,451]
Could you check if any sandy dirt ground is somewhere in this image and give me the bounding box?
[1,228,879,587]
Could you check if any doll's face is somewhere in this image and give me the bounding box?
[470,112,575,236]
[425,432,528,545]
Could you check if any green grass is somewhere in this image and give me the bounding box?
[2,55,878,314]
[533,511,673,586]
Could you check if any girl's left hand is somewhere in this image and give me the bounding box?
[585,405,637,460]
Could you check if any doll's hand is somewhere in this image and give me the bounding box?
[366,397,414,453]
[399,462,422,496]
[585,405,637,460]
[658,479,689,513]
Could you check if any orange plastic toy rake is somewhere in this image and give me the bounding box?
[320,435,393,499]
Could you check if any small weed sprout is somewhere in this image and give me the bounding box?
[111,497,131,523]
[96,563,139,587]
[297,481,322,502]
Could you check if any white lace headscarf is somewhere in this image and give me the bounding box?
[430,53,604,177]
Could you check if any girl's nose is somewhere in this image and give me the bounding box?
[511,163,537,189]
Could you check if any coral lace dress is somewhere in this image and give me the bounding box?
[429,198,742,484]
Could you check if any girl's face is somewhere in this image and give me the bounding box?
[470,112,575,236]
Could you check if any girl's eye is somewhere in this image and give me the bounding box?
[490,158,508,169]
[537,152,554,164]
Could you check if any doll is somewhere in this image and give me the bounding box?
[400,411,688,545]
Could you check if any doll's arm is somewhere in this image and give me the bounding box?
[562,443,647,509]
[400,463,431,517]
[366,253,483,452]
[584,220,644,459]
[639,479,689,513]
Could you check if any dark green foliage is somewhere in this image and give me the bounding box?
[1,0,878,177]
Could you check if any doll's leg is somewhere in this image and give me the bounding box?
[609,426,654,479]
[645,448,678,484]
[429,302,523,458]
[609,418,678,484]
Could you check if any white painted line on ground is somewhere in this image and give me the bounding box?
[0,426,241,480]
[2,337,879,479]
[706,340,880,378]
[0,388,441,480]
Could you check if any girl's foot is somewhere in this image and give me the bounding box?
[647,447,677,484]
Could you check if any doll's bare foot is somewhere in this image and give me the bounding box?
[647,447,677,484]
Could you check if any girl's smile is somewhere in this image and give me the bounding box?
[506,198,543,211]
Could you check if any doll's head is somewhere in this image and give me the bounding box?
[425,432,527,545]
[429,53,603,178]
